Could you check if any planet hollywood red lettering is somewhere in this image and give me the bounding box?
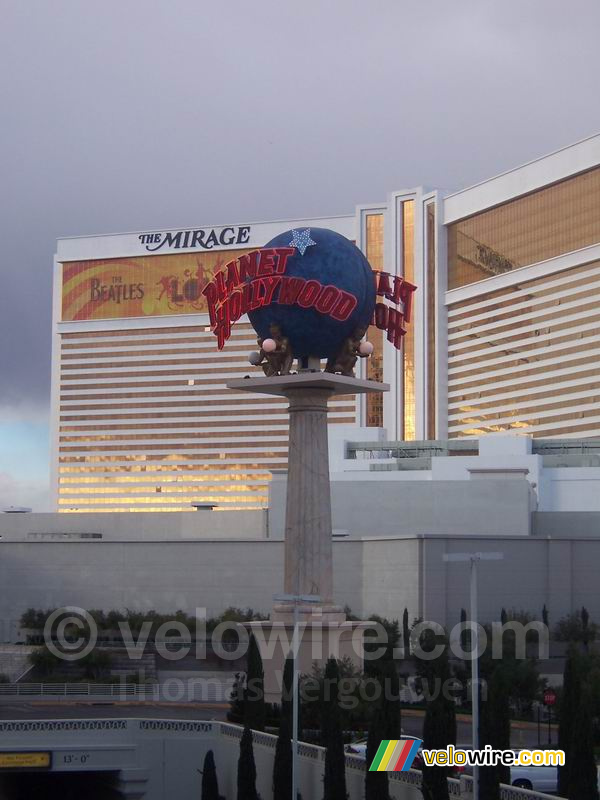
[240,282,252,316]
[375,271,393,300]
[274,247,295,274]
[374,302,389,329]
[214,270,227,302]
[397,278,417,323]
[229,290,243,322]
[204,249,416,351]
[225,261,240,293]
[257,248,278,277]
[238,251,259,281]
[314,284,339,314]
[261,276,282,306]
[372,271,417,349]
[297,280,322,308]
[249,279,264,310]
[386,307,406,347]
[214,302,231,349]
[278,276,304,305]
[331,291,358,321]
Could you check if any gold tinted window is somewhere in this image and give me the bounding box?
[403,201,415,440]
[447,260,600,438]
[448,167,600,289]
[426,202,436,439]
[365,213,384,427]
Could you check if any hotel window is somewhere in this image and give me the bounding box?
[426,202,436,439]
[402,200,416,440]
[447,260,600,438]
[448,166,600,289]
[365,213,384,427]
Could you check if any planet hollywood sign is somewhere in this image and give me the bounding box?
[201,247,416,350]
[371,270,417,346]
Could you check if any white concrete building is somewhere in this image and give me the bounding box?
[4,435,600,639]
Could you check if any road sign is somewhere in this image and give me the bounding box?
[544,689,557,706]
[0,752,51,769]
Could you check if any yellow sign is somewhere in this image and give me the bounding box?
[0,752,51,769]
[61,249,252,322]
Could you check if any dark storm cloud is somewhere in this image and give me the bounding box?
[1,0,600,410]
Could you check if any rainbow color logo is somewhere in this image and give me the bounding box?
[369,738,423,772]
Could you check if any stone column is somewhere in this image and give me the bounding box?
[284,387,333,600]
[228,373,387,621]
[227,372,388,700]
[277,386,344,621]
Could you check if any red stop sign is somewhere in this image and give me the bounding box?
[544,689,557,706]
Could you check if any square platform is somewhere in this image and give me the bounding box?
[227,372,389,397]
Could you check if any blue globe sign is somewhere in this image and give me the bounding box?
[201,226,414,373]
[247,227,375,360]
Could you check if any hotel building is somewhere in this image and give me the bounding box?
[51,133,600,511]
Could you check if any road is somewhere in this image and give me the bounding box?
[397,709,555,750]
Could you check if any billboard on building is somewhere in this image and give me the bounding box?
[61,249,252,321]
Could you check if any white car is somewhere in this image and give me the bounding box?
[510,758,557,793]
[345,738,368,757]
[461,750,558,793]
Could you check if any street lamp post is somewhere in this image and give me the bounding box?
[443,552,504,800]
[273,593,321,800]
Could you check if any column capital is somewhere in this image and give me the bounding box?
[227,372,389,399]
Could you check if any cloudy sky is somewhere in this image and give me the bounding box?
[1,0,600,510]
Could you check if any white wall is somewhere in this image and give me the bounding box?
[269,476,532,538]
[541,468,600,511]
[3,531,600,637]
[0,538,364,631]
[0,510,267,540]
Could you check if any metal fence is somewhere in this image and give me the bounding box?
[0,681,233,702]
[0,683,157,696]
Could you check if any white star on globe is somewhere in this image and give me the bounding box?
[289,228,316,256]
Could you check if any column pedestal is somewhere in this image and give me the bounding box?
[228,372,388,700]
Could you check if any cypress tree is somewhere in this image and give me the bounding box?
[403,608,410,659]
[420,633,456,800]
[581,606,590,652]
[558,649,580,796]
[273,655,293,800]
[365,660,402,800]
[500,608,507,626]
[479,666,511,799]
[567,685,599,800]
[558,649,599,799]
[365,697,390,800]
[237,726,259,800]
[201,749,221,800]
[244,634,265,732]
[380,662,402,747]
[322,657,347,800]
[542,604,549,628]
[459,608,468,655]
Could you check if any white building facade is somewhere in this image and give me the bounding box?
[51,217,359,513]
[51,133,600,511]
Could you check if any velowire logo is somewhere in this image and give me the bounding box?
[369,738,423,772]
